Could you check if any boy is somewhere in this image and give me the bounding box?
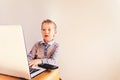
[28,19,59,68]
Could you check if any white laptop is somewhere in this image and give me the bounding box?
[0,25,46,80]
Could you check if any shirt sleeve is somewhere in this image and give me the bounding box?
[41,43,60,65]
[27,42,39,61]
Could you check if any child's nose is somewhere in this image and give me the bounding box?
[45,30,49,33]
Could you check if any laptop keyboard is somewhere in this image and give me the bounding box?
[30,68,40,74]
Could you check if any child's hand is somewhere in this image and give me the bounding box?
[29,59,42,68]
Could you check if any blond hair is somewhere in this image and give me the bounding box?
[41,19,57,30]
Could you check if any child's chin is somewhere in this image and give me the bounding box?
[44,38,51,42]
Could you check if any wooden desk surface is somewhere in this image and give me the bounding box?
[0,69,60,80]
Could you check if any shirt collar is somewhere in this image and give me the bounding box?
[41,40,55,46]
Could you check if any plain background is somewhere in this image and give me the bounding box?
[0,0,120,80]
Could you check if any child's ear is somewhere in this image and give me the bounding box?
[54,30,57,34]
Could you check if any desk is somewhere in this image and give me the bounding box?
[0,69,60,80]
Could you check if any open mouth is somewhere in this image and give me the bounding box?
[44,35,49,37]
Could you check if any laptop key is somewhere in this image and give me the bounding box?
[30,68,40,74]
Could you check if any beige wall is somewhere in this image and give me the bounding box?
[0,0,120,80]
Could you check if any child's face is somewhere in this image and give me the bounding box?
[41,23,56,43]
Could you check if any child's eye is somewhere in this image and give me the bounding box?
[42,29,46,31]
[48,29,51,31]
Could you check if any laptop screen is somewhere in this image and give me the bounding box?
[0,25,31,79]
